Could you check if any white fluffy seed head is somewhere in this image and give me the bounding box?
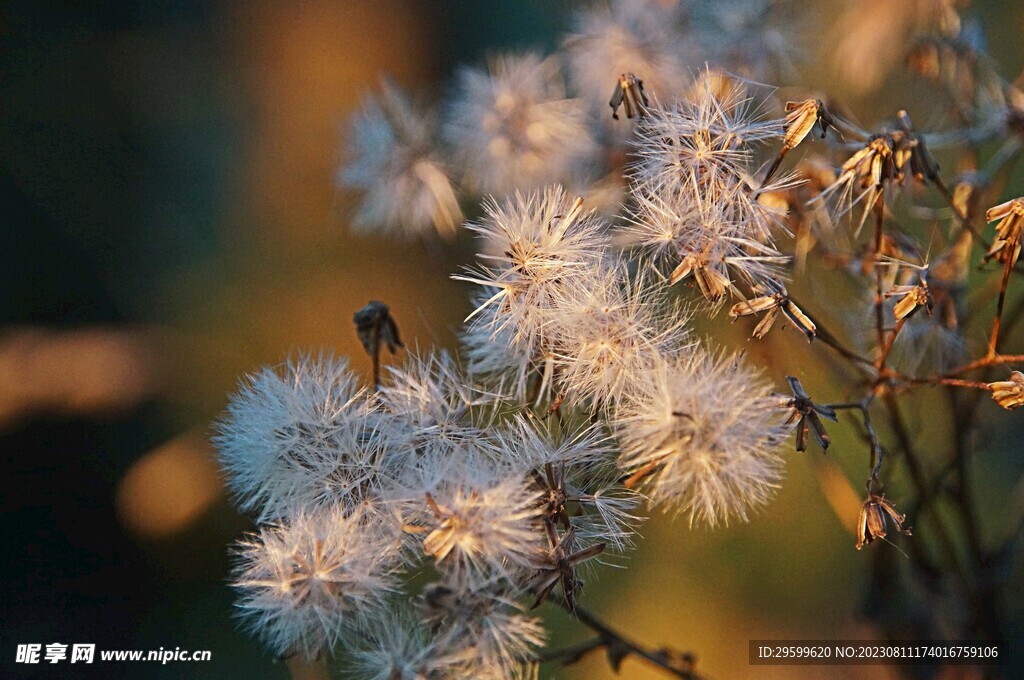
[214,353,401,520]
[418,578,546,674]
[619,75,794,299]
[338,80,462,239]
[493,415,642,552]
[410,456,544,584]
[614,351,788,526]
[551,261,693,406]
[454,186,611,385]
[231,507,399,661]
[346,606,460,680]
[444,53,596,195]
[379,349,491,458]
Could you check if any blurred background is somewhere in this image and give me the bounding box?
[2,1,1023,678]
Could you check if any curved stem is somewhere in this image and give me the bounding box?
[547,598,699,679]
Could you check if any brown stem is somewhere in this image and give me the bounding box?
[876,317,906,372]
[553,600,699,679]
[756,146,789,194]
[826,396,883,486]
[881,394,974,597]
[986,255,1015,359]
[371,319,381,390]
[538,637,604,666]
[872,193,887,359]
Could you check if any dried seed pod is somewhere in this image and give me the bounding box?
[984,197,1024,267]
[353,301,404,356]
[893,111,941,185]
[856,494,911,550]
[783,99,835,150]
[989,371,1024,410]
[609,73,649,120]
[886,269,933,321]
[781,376,837,452]
[729,281,816,340]
[669,250,731,302]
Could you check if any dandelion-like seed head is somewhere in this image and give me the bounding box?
[552,261,692,405]
[444,53,596,195]
[215,353,401,519]
[615,352,788,526]
[455,186,610,361]
[231,508,398,660]
[418,579,545,673]
[338,81,462,239]
[379,349,488,456]
[346,607,458,680]
[493,416,641,552]
[629,75,781,198]
[623,188,789,301]
[410,458,544,582]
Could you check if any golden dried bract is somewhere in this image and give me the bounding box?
[669,250,731,302]
[989,371,1024,410]
[783,99,834,150]
[984,197,1024,267]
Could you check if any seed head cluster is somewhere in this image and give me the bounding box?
[216,0,1024,674]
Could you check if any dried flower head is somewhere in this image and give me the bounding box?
[989,371,1024,410]
[885,270,933,321]
[780,376,837,452]
[353,301,403,356]
[856,494,912,550]
[729,280,816,340]
[984,197,1024,267]
[609,72,649,120]
[783,99,836,150]
[528,523,605,612]
[813,133,898,234]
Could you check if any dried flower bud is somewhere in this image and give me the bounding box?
[984,197,1024,267]
[783,99,834,150]
[989,371,1024,410]
[856,494,911,550]
[353,301,404,356]
[609,73,649,120]
[781,376,837,452]
[842,135,896,189]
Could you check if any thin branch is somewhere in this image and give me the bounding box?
[549,599,699,679]
[986,254,1015,358]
